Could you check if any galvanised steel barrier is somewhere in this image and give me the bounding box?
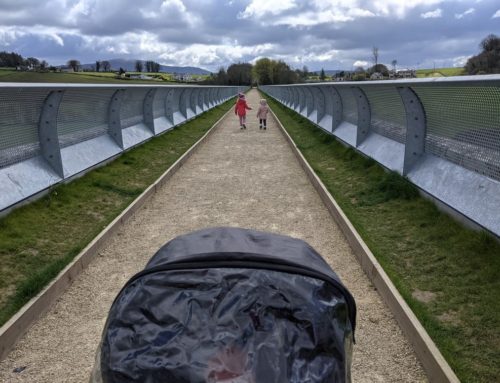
[0,84,247,212]
[261,76,500,237]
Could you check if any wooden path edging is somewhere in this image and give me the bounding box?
[0,106,234,362]
[270,109,461,383]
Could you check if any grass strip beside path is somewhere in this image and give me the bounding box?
[265,94,500,383]
[0,98,234,327]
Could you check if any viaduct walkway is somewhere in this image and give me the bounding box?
[0,89,427,382]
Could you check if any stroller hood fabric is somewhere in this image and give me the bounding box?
[92,227,356,383]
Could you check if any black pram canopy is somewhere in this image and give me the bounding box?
[93,227,357,383]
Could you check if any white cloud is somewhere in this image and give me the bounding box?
[421,8,442,18]
[238,0,296,19]
[455,8,475,19]
[273,8,375,26]
[452,55,469,67]
[370,0,443,18]
[161,0,187,13]
[353,60,368,68]
[492,9,500,18]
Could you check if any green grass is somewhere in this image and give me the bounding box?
[0,69,175,84]
[0,98,234,327]
[417,67,466,78]
[264,93,500,383]
[0,69,210,83]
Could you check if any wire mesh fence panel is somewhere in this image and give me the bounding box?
[414,85,500,181]
[0,88,48,168]
[153,89,168,119]
[337,87,357,125]
[57,89,114,148]
[363,86,407,144]
[120,89,149,129]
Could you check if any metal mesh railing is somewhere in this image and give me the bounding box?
[153,89,168,119]
[364,86,406,144]
[336,87,357,125]
[414,85,500,181]
[58,89,114,148]
[120,89,149,129]
[0,88,48,167]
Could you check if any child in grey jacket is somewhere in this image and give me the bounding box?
[256,99,269,130]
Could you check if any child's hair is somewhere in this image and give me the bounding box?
[260,99,267,105]
[238,93,245,99]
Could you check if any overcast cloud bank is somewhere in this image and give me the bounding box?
[0,0,498,71]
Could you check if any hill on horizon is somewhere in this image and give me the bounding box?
[80,59,211,75]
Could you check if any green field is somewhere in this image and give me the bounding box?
[0,69,208,83]
[264,93,500,383]
[0,98,234,328]
[416,67,466,78]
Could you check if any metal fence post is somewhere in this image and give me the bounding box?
[352,87,371,147]
[398,87,427,175]
[165,89,174,125]
[143,89,157,134]
[108,89,125,149]
[330,86,343,132]
[38,90,65,178]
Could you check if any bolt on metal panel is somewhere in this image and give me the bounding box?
[179,88,190,117]
[108,89,125,149]
[190,88,200,115]
[352,87,371,147]
[398,87,427,175]
[38,90,65,178]
[143,89,157,134]
[329,86,343,131]
[293,87,301,111]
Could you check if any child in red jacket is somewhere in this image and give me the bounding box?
[235,93,252,130]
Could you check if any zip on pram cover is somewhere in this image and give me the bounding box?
[91,227,357,383]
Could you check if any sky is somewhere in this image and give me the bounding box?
[0,0,498,72]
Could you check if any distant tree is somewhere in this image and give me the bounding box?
[26,57,40,69]
[480,34,500,52]
[372,46,379,66]
[40,60,48,70]
[272,60,297,84]
[101,60,111,72]
[95,61,101,72]
[215,67,228,85]
[301,65,309,80]
[118,67,126,75]
[135,60,143,72]
[227,62,253,85]
[252,58,273,85]
[145,60,159,72]
[319,68,326,81]
[369,63,389,76]
[0,51,25,67]
[67,59,80,72]
[391,59,397,73]
[465,34,500,74]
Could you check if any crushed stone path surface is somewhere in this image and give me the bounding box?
[0,89,427,382]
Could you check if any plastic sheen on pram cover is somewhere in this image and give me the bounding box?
[91,227,357,383]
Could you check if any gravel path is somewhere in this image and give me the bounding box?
[0,89,427,382]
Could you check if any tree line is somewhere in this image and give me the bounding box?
[465,34,500,75]
[203,58,314,86]
[0,51,48,70]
